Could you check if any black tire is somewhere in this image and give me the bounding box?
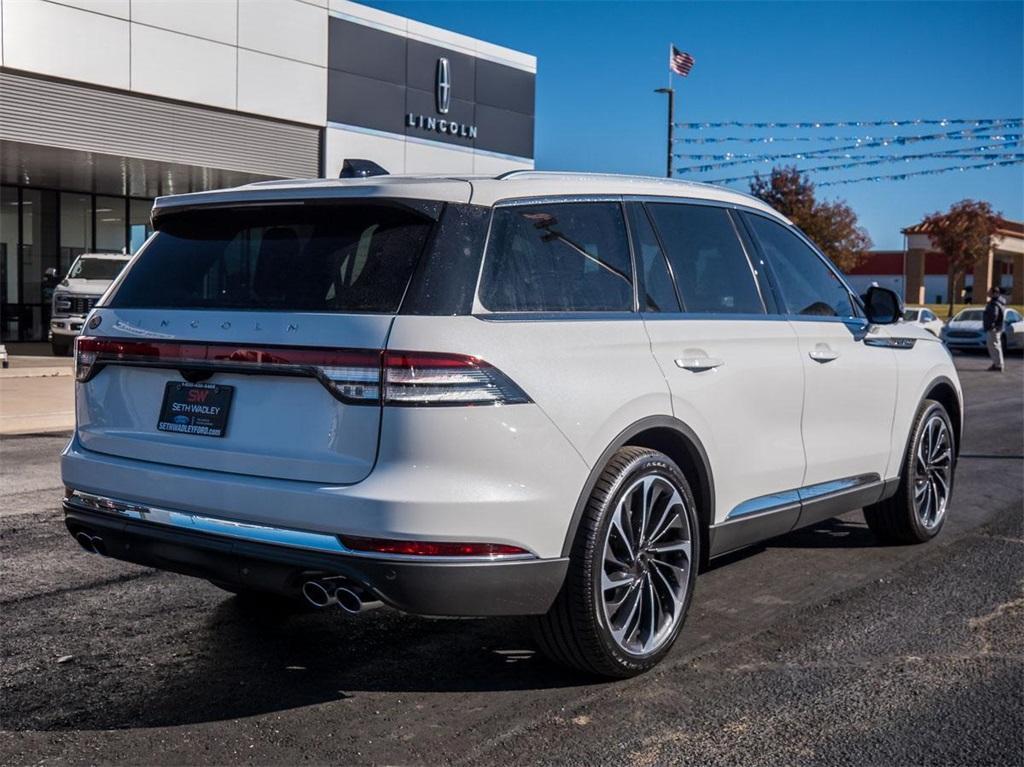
[863,399,955,545]
[532,447,700,678]
[51,340,70,357]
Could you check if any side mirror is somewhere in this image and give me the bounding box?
[863,286,903,325]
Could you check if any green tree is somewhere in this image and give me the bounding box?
[919,200,1001,318]
[750,166,872,272]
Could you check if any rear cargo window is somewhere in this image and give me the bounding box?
[479,202,633,312]
[109,204,432,313]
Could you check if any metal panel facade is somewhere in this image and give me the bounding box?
[0,71,320,179]
[327,17,535,160]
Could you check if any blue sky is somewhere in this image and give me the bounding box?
[366,0,1023,249]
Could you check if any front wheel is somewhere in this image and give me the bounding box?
[532,447,699,678]
[51,340,71,357]
[864,399,955,544]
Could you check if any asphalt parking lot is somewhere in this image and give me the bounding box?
[1,354,1021,766]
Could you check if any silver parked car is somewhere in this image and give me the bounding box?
[941,307,1024,352]
[63,171,962,677]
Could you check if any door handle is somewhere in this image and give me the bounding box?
[808,348,840,363]
[675,357,725,372]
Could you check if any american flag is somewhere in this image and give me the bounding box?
[670,46,695,77]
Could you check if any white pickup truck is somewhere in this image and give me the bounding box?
[49,253,132,356]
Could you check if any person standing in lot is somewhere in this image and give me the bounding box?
[983,287,1007,372]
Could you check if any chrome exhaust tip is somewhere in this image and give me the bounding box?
[75,532,106,555]
[334,587,363,615]
[301,580,338,608]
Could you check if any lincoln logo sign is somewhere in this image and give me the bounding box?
[436,57,451,114]
[405,57,479,139]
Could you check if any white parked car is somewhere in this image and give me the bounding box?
[941,306,1024,352]
[902,306,944,337]
[62,171,962,677]
[50,253,132,356]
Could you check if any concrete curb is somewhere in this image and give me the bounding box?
[0,368,72,379]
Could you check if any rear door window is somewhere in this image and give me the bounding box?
[744,214,856,319]
[626,203,681,313]
[479,202,633,312]
[109,204,433,314]
[646,203,764,314]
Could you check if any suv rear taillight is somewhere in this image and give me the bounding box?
[383,352,530,406]
[75,338,530,407]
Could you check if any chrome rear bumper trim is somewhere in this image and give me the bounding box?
[65,491,536,562]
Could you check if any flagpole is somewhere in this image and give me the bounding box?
[656,43,675,179]
[668,43,674,178]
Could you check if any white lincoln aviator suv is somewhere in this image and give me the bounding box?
[62,170,961,677]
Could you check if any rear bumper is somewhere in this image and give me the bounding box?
[64,503,568,616]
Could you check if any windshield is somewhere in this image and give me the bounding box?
[954,310,984,322]
[68,256,129,281]
[903,309,920,321]
[109,204,433,314]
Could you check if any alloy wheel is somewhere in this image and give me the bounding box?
[914,414,952,529]
[601,475,692,656]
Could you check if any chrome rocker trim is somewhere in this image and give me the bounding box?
[708,473,886,558]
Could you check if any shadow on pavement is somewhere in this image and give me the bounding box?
[8,588,595,732]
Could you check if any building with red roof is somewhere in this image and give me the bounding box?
[844,216,1023,305]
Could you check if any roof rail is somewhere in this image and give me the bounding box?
[495,170,710,185]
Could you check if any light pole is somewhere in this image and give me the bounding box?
[654,87,674,178]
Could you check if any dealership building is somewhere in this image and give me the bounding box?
[845,216,1024,306]
[0,0,536,342]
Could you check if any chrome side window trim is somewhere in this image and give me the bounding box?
[475,311,640,322]
[640,312,787,322]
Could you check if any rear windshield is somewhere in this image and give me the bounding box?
[109,204,432,314]
[69,257,128,281]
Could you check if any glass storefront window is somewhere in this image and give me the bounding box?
[95,196,126,253]
[1,186,18,304]
[2,189,152,342]
[130,198,154,253]
[60,193,93,274]
[1,186,19,339]
[21,189,58,341]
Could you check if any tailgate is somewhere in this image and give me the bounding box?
[76,309,390,484]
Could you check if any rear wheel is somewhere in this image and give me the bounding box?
[864,400,955,544]
[533,447,699,678]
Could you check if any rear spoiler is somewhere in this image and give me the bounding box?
[151,192,444,229]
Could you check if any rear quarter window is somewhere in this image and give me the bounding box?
[479,202,633,312]
[109,204,433,314]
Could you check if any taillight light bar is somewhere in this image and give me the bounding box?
[75,338,530,407]
[339,534,531,559]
